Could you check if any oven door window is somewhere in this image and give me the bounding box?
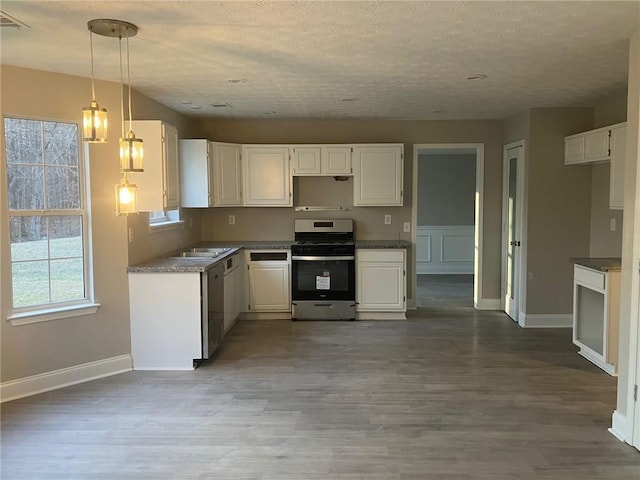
[292,259,355,301]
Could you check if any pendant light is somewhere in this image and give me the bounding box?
[115,175,138,216]
[120,32,144,172]
[82,26,107,143]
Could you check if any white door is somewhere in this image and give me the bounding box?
[502,143,524,322]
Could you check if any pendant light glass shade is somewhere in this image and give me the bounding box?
[119,131,144,172]
[82,28,108,143]
[115,176,138,215]
[82,101,108,143]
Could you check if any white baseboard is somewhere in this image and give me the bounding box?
[240,312,291,320]
[356,311,407,320]
[475,298,501,310]
[0,354,132,403]
[609,410,629,443]
[518,313,572,328]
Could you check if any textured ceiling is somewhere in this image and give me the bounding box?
[1,1,639,120]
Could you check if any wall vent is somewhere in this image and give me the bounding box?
[0,11,30,29]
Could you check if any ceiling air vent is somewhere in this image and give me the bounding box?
[0,11,30,29]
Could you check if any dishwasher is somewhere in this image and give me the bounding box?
[202,262,224,360]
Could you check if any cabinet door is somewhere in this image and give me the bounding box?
[609,125,627,210]
[180,139,211,207]
[353,145,403,206]
[292,146,321,175]
[564,135,585,164]
[248,262,291,311]
[322,146,352,175]
[584,129,610,162]
[213,143,242,206]
[242,146,292,206]
[356,250,405,311]
[163,123,181,209]
[223,270,235,333]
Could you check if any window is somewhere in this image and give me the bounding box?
[148,208,182,231]
[4,117,97,324]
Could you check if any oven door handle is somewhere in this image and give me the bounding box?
[291,255,355,261]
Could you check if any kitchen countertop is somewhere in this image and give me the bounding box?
[355,240,411,249]
[128,239,411,273]
[570,257,622,272]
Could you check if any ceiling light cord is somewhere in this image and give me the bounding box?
[119,36,125,138]
[126,34,133,133]
[89,30,96,101]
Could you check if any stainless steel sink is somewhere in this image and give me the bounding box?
[170,247,232,259]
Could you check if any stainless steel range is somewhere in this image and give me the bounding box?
[291,219,356,320]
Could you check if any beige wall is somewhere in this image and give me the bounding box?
[526,108,594,315]
[417,153,476,226]
[196,118,505,302]
[589,94,628,257]
[0,66,194,382]
[617,29,640,422]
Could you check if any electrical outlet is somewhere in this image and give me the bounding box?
[610,218,616,231]
[403,222,411,233]
[384,214,392,225]
[128,227,134,244]
[229,215,235,225]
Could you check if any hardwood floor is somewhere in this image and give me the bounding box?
[2,310,639,478]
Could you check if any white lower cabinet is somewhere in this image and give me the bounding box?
[223,252,243,333]
[356,249,406,319]
[129,272,203,370]
[245,250,291,315]
[572,264,621,375]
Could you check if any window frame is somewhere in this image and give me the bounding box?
[148,208,183,233]
[3,115,99,326]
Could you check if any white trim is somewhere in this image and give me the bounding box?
[518,313,573,328]
[475,298,501,310]
[412,144,484,310]
[8,302,100,326]
[239,312,291,320]
[609,410,629,442]
[501,140,526,321]
[0,354,132,403]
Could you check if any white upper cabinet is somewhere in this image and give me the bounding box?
[584,128,611,162]
[242,145,292,206]
[564,135,585,165]
[564,123,626,166]
[609,124,627,210]
[352,144,404,206]
[292,145,352,176]
[180,139,212,207]
[127,120,180,212]
[213,143,242,206]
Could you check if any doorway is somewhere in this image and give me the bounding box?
[501,141,525,323]
[411,144,484,310]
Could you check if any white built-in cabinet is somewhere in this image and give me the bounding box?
[609,125,627,210]
[352,144,404,206]
[292,145,352,175]
[573,264,621,375]
[356,249,406,319]
[245,250,291,313]
[180,140,242,208]
[127,120,180,211]
[564,122,627,210]
[242,146,292,206]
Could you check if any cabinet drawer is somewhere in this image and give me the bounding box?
[574,265,605,290]
[357,249,404,263]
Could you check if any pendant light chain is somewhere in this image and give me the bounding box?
[119,36,125,139]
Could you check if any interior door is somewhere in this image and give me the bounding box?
[502,143,524,322]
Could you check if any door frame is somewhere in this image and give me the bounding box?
[500,140,526,324]
[411,144,485,309]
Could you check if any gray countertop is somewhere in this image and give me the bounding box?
[570,257,622,272]
[128,240,411,273]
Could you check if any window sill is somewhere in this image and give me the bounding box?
[8,303,101,326]
[149,220,184,234]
